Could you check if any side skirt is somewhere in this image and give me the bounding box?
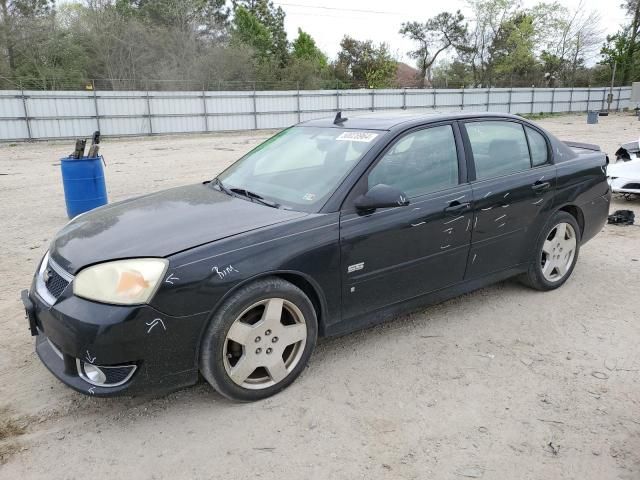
[325,265,528,338]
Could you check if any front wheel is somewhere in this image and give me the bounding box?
[521,211,581,291]
[199,277,317,402]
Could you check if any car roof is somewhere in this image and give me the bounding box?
[298,110,527,131]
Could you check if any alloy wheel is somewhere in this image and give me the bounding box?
[222,298,307,390]
[540,222,577,282]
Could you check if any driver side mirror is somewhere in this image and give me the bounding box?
[354,184,410,212]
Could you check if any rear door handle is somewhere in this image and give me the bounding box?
[444,202,470,215]
[532,181,551,192]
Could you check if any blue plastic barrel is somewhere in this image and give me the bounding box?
[60,156,108,218]
[587,111,598,124]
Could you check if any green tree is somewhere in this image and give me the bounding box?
[334,35,397,88]
[618,0,640,83]
[291,28,326,67]
[489,12,537,86]
[114,0,229,39]
[233,0,288,67]
[0,0,55,74]
[399,10,468,87]
[231,5,272,63]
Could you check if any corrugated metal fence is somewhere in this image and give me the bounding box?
[0,86,632,141]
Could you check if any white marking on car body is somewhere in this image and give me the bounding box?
[165,273,179,285]
[85,350,96,364]
[212,265,239,280]
[443,216,465,225]
[494,214,507,222]
[146,318,166,334]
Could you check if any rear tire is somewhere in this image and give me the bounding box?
[199,277,317,402]
[520,211,581,291]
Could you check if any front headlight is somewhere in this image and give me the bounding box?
[73,258,168,305]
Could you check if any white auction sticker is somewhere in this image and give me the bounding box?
[336,131,379,143]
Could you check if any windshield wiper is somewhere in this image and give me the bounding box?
[212,177,232,196]
[230,188,280,209]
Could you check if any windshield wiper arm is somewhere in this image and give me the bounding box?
[212,177,233,196]
[230,188,280,208]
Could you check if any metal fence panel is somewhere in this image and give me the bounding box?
[0,86,632,141]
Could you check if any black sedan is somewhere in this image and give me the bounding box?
[22,112,611,401]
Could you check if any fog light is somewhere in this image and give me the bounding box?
[76,359,137,387]
[83,363,107,384]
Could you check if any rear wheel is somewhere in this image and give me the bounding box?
[521,211,581,291]
[199,277,317,401]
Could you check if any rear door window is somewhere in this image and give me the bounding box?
[525,126,549,167]
[466,121,531,180]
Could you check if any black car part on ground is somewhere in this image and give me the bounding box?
[607,209,635,225]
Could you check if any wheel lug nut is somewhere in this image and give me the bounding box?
[272,336,278,343]
[255,348,262,354]
[266,348,272,354]
[265,329,271,336]
[255,336,261,343]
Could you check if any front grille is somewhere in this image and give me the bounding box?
[45,263,70,299]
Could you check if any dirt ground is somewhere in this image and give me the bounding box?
[0,113,639,479]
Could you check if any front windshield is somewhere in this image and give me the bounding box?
[217,126,382,212]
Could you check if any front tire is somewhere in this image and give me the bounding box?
[199,277,317,402]
[521,211,581,291]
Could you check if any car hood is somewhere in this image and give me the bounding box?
[50,183,307,274]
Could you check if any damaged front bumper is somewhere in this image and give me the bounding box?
[21,281,208,397]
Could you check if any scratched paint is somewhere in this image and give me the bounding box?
[447,195,465,203]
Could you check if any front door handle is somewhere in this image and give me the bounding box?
[444,201,470,215]
[532,181,551,193]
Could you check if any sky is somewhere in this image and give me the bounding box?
[274,0,630,66]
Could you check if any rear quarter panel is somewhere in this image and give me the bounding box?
[554,150,610,243]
